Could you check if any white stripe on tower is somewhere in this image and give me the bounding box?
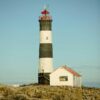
[39,58,53,73]
[40,31,52,43]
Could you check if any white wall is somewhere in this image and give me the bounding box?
[50,68,74,86]
[73,76,81,87]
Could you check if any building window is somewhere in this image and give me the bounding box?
[59,76,68,81]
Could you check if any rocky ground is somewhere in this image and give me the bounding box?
[0,84,100,100]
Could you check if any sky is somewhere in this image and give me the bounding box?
[0,0,100,87]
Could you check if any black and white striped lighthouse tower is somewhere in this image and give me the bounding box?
[38,8,53,84]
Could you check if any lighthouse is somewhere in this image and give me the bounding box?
[38,8,53,84]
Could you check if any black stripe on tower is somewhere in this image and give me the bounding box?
[39,20,52,30]
[38,73,50,84]
[39,43,53,58]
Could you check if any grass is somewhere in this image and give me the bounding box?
[0,84,100,100]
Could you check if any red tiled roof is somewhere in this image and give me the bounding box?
[63,66,81,77]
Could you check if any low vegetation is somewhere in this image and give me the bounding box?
[0,84,100,100]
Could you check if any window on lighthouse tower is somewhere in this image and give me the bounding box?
[46,37,48,40]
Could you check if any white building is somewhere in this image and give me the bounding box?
[50,65,81,87]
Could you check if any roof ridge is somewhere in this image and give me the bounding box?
[63,65,81,77]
